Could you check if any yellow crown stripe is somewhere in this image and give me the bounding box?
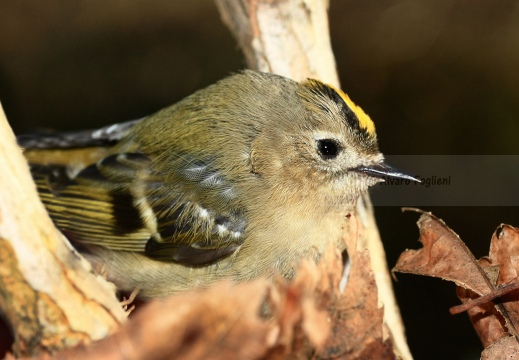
[325,83,376,136]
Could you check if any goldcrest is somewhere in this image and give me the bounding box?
[19,71,418,298]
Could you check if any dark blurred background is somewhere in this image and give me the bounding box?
[1,1,518,359]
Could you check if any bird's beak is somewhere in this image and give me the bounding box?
[351,163,421,183]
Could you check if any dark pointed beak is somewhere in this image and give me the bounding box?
[351,163,421,183]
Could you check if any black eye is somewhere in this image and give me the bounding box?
[317,139,340,159]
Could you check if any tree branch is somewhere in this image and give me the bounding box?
[0,102,126,357]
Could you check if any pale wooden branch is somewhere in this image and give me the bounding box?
[0,102,126,357]
[214,1,412,358]
[215,0,339,85]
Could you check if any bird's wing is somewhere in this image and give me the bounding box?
[17,119,143,149]
[34,151,247,266]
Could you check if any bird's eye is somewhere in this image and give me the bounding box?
[317,139,340,160]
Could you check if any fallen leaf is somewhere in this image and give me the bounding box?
[314,214,395,360]
[393,209,519,359]
[481,335,519,360]
[488,224,519,336]
[393,209,492,296]
[455,285,507,348]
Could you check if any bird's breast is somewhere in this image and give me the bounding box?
[229,202,351,281]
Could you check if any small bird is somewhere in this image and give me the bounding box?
[19,71,418,298]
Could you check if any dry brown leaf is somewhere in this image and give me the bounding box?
[456,286,507,348]
[452,258,507,348]
[487,224,519,335]
[393,209,491,295]
[313,214,395,360]
[25,277,328,360]
[57,280,274,360]
[481,335,519,359]
[489,225,519,285]
[256,213,395,359]
[453,226,519,347]
[393,209,519,359]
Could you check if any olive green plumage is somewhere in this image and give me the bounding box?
[20,71,417,298]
